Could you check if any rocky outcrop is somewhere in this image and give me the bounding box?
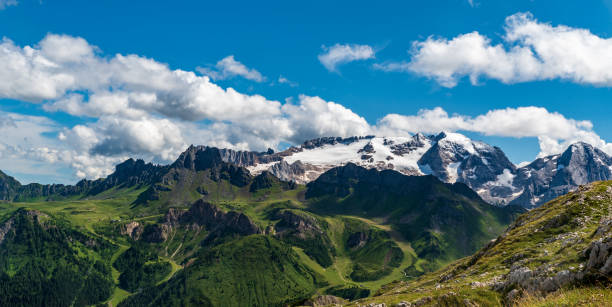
[169,146,253,187]
[389,133,431,156]
[583,216,612,275]
[347,232,368,249]
[274,210,323,239]
[303,295,345,306]
[268,160,306,182]
[184,200,261,237]
[140,223,173,243]
[302,136,375,149]
[249,171,277,192]
[0,170,20,201]
[121,221,143,240]
[490,217,612,297]
[174,145,281,169]
[218,147,280,166]
[87,159,166,195]
[138,200,260,244]
[584,237,612,274]
[0,217,14,245]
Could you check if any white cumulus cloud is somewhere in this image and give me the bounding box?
[380,12,612,87]
[197,55,265,82]
[318,43,375,72]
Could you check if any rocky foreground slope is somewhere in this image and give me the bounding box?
[353,181,612,306]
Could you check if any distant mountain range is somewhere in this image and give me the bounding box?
[213,132,612,208]
[1,132,610,208]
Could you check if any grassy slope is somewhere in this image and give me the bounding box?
[0,209,118,306]
[515,287,612,307]
[350,181,612,306]
[1,181,417,303]
[0,170,522,305]
[118,235,323,307]
[308,184,517,274]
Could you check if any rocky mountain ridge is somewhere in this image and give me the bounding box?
[213,133,612,208]
[0,158,166,202]
[2,132,610,209]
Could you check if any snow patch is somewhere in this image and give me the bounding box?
[246,161,278,175]
[439,132,476,155]
[516,161,531,168]
[446,162,461,183]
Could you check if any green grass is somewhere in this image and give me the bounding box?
[515,287,612,307]
[119,235,322,307]
[157,257,182,285]
[349,181,612,306]
[108,287,132,307]
[289,215,420,294]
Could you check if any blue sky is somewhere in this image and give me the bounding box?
[1,0,612,184]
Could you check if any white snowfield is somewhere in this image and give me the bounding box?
[281,136,430,174]
[247,133,473,184]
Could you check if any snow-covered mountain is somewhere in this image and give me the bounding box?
[202,132,612,208]
[507,142,612,207]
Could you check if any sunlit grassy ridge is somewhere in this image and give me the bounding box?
[350,181,612,306]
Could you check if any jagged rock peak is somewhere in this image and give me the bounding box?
[172,145,230,171]
[301,135,375,149]
[173,145,281,169]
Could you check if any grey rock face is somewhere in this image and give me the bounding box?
[268,160,306,182]
[584,217,612,275]
[389,133,431,156]
[303,295,345,306]
[121,221,143,240]
[274,210,323,240]
[138,200,260,244]
[418,132,516,188]
[302,136,375,149]
[509,142,612,208]
[0,217,14,245]
[0,170,20,201]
